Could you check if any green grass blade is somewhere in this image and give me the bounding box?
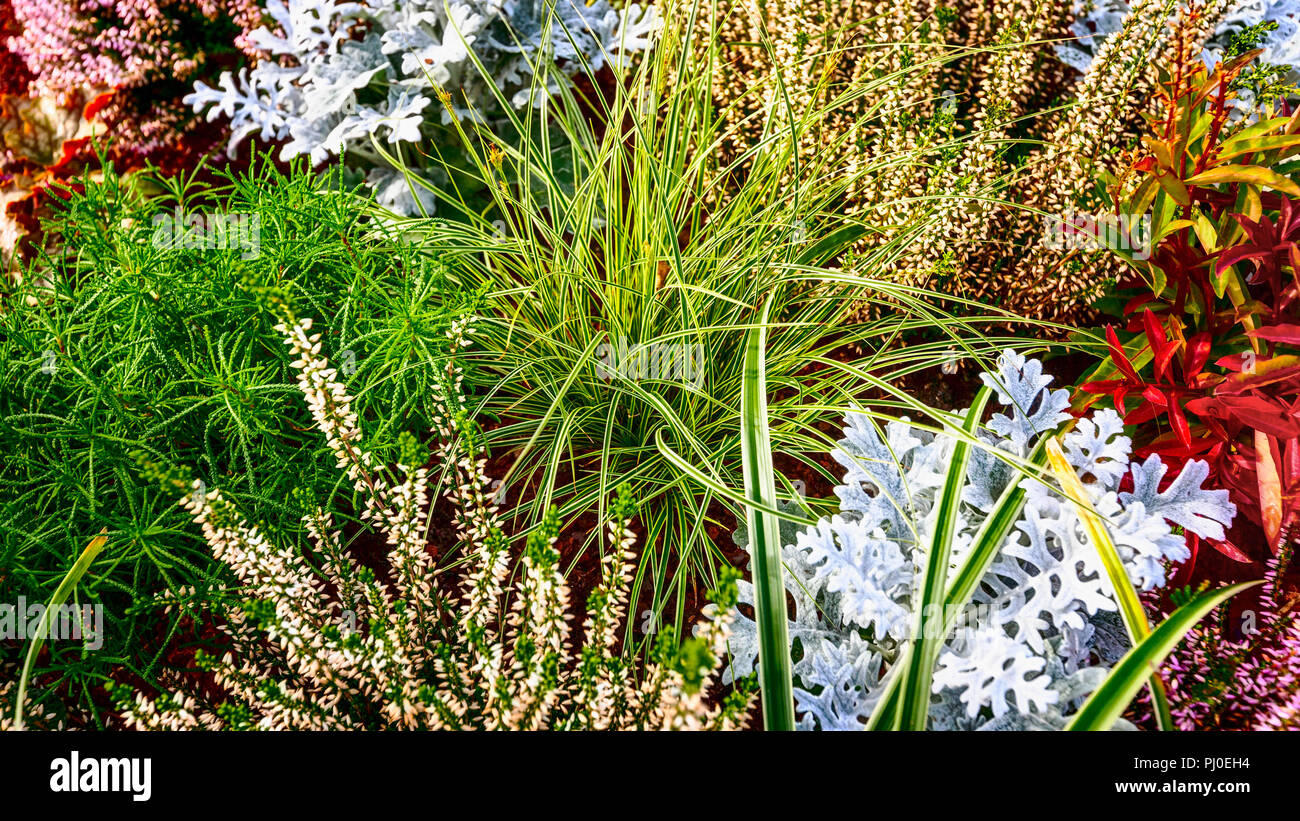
[869,429,1045,730]
[653,430,817,527]
[894,388,990,730]
[1066,581,1259,731]
[14,529,108,730]
[1045,436,1175,730]
[740,298,795,731]
[944,437,1047,607]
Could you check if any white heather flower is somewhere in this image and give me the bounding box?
[120,309,752,732]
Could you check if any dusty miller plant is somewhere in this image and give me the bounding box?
[185,0,659,215]
[116,300,753,730]
[725,351,1236,730]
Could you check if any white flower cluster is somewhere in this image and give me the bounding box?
[725,351,1237,730]
[119,308,753,731]
[186,0,659,214]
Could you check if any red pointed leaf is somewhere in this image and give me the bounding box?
[1105,325,1141,382]
[1169,400,1193,448]
[1186,395,1300,438]
[1184,333,1213,378]
[1247,324,1300,346]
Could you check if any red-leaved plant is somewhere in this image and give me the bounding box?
[1078,44,1300,583]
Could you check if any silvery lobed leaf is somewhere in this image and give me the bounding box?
[980,349,1071,451]
[1061,407,1131,492]
[1120,454,1236,541]
[933,627,1057,718]
[301,35,391,122]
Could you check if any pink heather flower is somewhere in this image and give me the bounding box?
[1140,549,1300,730]
[1256,688,1300,730]
[6,0,263,152]
[9,1,262,93]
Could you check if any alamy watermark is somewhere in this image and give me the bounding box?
[595,337,705,387]
[1041,211,1152,261]
[50,751,151,802]
[151,208,261,260]
[1,597,104,651]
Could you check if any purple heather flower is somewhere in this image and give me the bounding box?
[1140,549,1300,730]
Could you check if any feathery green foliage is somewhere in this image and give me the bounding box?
[0,157,461,721]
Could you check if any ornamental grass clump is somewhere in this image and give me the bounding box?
[116,304,754,731]
[396,0,1046,641]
